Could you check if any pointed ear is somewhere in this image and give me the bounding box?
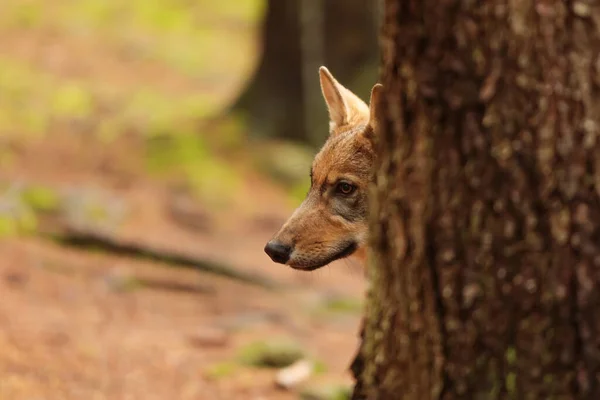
[365,83,384,141]
[319,66,347,127]
[319,66,369,131]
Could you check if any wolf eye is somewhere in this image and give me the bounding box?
[336,181,356,196]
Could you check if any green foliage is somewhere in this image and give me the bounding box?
[208,1,266,21]
[311,359,328,375]
[0,59,95,138]
[0,210,36,238]
[307,294,364,317]
[208,115,248,152]
[204,362,239,380]
[124,90,214,133]
[289,179,311,205]
[0,56,217,139]
[299,384,352,400]
[107,274,144,293]
[506,372,517,394]
[257,142,314,184]
[237,339,306,368]
[0,58,52,138]
[0,183,128,238]
[52,83,95,119]
[505,347,517,365]
[145,132,240,206]
[0,190,38,238]
[254,141,315,204]
[0,0,267,211]
[0,0,263,140]
[3,0,264,80]
[321,297,363,314]
[0,147,15,168]
[0,184,61,238]
[4,2,43,28]
[21,185,61,213]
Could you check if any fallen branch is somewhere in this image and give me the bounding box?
[39,222,281,291]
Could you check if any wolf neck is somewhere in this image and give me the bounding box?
[353,246,368,264]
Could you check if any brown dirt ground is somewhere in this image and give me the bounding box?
[0,134,367,400]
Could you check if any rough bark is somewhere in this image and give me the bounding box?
[232,0,378,145]
[356,0,600,399]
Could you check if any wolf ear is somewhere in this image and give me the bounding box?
[364,83,384,141]
[319,66,369,132]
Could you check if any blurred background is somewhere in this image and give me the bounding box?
[0,1,380,399]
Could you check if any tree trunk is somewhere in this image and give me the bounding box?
[300,0,326,146]
[232,0,378,145]
[232,0,305,142]
[355,0,600,399]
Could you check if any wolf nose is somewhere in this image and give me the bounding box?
[264,241,292,264]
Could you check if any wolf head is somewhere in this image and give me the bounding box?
[264,66,383,270]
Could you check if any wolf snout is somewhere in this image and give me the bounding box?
[264,240,292,264]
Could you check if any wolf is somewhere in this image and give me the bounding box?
[264,66,383,271]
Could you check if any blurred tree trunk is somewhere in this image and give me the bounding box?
[232,0,378,145]
[354,0,600,399]
[300,0,326,146]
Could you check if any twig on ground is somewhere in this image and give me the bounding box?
[38,221,281,290]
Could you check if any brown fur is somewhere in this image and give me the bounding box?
[264,66,383,270]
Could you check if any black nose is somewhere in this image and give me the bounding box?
[264,241,292,264]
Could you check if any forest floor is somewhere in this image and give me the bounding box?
[0,133,366,400]
[0,1,366,398]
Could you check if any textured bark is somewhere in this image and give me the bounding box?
[357,0,600,399]
[232,0,378,145]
